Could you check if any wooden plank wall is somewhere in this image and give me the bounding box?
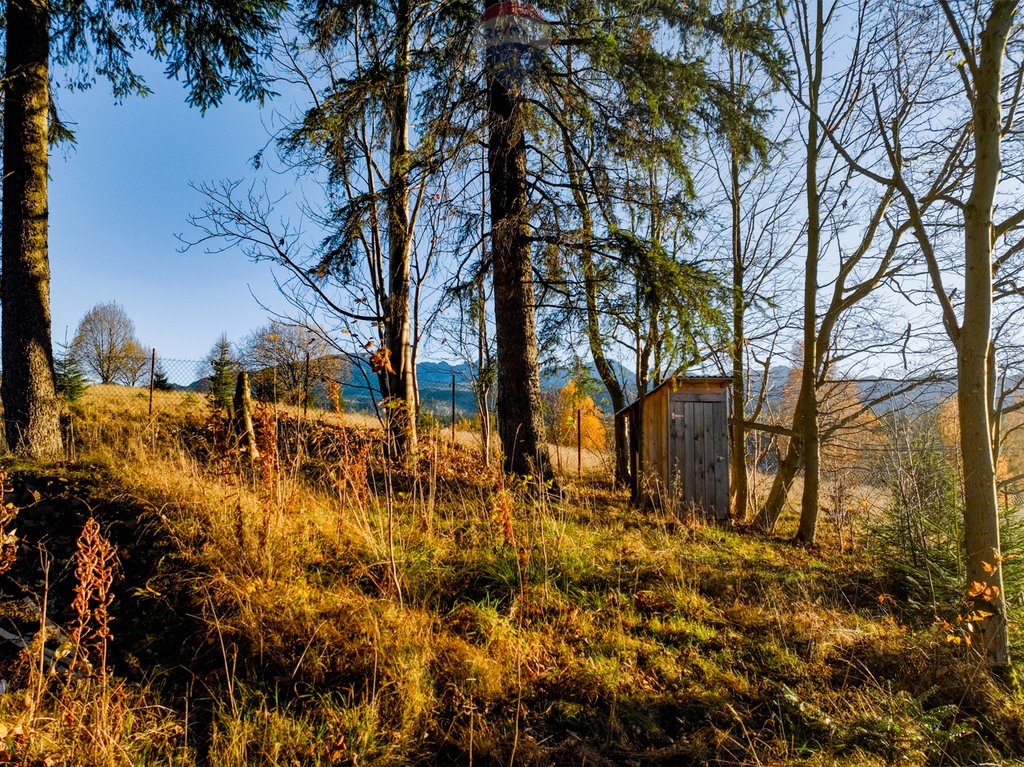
[640,387,669,499]
[636,380,731,518]
[713,399,728,516]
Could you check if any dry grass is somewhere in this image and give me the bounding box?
[77,383,616,479]
[0,396,1021,766]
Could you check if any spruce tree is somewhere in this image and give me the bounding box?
[153,366,173,392]
[2,0,284,458]
[53,345,86,404]
[272,0,477,460]
[206,336,238,417]
[484,0,781,478]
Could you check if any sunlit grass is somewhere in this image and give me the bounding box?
[0,396,1021,766]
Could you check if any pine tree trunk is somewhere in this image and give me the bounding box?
[2,0,63,460]
[486,6,550,478]
[957,0,1014,665]
[384,0,417,460]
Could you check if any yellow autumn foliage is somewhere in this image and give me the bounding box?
[777,365,883,469]
[552,380,607,450]
[937,397,1012,483]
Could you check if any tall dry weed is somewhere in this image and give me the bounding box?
[337,426,371,510]
[253,404,279,555]
[70,517,118,677]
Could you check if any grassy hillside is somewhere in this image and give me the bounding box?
[0,390,1020,765]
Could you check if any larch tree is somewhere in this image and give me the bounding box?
[1,0,285,458]
[194,0,479,462]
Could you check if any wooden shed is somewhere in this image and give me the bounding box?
[618,377,731,520]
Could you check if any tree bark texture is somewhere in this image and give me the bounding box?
[2,0,64,459]
[384,0,418,460]
[795,104,822,545]
[232,371,261,463]
[753,421,803,532]
[486,6,550,478]
[793,0,826,546]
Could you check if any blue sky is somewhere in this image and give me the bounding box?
[48,55,295,361]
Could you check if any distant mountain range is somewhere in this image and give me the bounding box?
[341,359,634,417]
[186,358,959,419]
[745,367,958,414]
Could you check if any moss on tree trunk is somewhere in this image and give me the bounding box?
[2,0,63,460]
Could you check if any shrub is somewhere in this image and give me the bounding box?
[871,429,964,614]
[870,419,1024,642]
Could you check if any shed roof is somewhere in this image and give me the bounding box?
[616,376,732,416]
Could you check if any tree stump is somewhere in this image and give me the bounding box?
[232,371,260,462]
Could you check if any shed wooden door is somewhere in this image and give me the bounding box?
[668,393,729,519]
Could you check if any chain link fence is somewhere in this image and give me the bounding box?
[56,352,619,472]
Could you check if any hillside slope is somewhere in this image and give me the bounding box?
[0,412,1020,765]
